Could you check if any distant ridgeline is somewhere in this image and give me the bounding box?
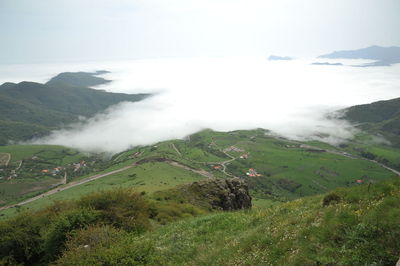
[318,45,400,67]
[341,97,400,146]
[267,55,292,61]
[0,71,150,145]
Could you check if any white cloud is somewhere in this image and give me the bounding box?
[14,57,398,153]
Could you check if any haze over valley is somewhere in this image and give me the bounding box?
[1,56,399,153]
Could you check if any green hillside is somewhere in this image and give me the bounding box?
[0,128,399,265]
[1,177,399,265]
[1,129,396,218]
[342,97,400,146]
[0,72,150,145]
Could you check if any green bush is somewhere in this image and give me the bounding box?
[43,208,100,261]
[0,214,44,265]
[63,225,124,251]
[55,230,156,266]
[322,192,341,206]
[78,188,151,232]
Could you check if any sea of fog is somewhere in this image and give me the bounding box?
[1,57,399,153]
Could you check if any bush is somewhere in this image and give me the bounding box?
[0,214,44,265]
[43,208,100,261]
[78,188,151,232]
[322,192,341,206]
[55,228,156,266]
[64,225,125,251]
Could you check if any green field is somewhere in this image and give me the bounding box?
[1,161,206,217]
[0,129,397,218]
[0,145,84,164]
[0,145,108,206]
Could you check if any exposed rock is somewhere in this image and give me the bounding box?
[182,178,252,210]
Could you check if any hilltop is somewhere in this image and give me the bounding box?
[46,70,111,87]
[0,71,150,145]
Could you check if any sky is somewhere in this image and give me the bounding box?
[1,0,400,63]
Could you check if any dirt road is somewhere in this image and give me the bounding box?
[0,164,134,211]
[167,160,215,179]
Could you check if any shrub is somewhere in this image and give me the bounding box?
[0,214,44,265]
[64,225,125,251]
[43,208,100,261]
[322,192,341,206]
[55,232,156,266]
[78,188,151,232]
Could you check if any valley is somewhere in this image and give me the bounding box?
[1,128,398,219]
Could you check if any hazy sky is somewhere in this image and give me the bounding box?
[1,0,399,63]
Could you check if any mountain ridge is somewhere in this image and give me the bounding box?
[0,72,150,145]
[318,45,400,66]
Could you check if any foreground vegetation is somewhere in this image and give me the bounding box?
[1,177,399,265]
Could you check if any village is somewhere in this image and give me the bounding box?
[209,145,263,178]
[0,155,91,182]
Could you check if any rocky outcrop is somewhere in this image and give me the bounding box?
[182,178,252,210]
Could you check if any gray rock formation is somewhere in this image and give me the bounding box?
[183,178,252,210]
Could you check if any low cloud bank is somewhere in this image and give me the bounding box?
[20,57,400,153]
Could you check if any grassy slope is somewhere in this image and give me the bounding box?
[0,161,205,218]
[1,129,396,218]
[130,178,400,265]
[342,97,400,147]
[186,129,395,200]
[0,144,83,163]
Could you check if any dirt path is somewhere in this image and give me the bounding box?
[166,160,215,179]
[0,153,11,166]
[209,139,239,177]
[171,143,182,157]
[0,164,134,211]
[15,160,22,170]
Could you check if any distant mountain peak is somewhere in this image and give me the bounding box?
[318,45,400,66]
[268,55,292,61]
[46,71,111,88]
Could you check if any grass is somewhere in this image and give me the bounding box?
[1,129,397,218]
[118,178,400,265]
[0,144,95,206]
[337,132,400,170]
[0,178,60,204]
[1,162,206,218]
[0,144,83,164]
